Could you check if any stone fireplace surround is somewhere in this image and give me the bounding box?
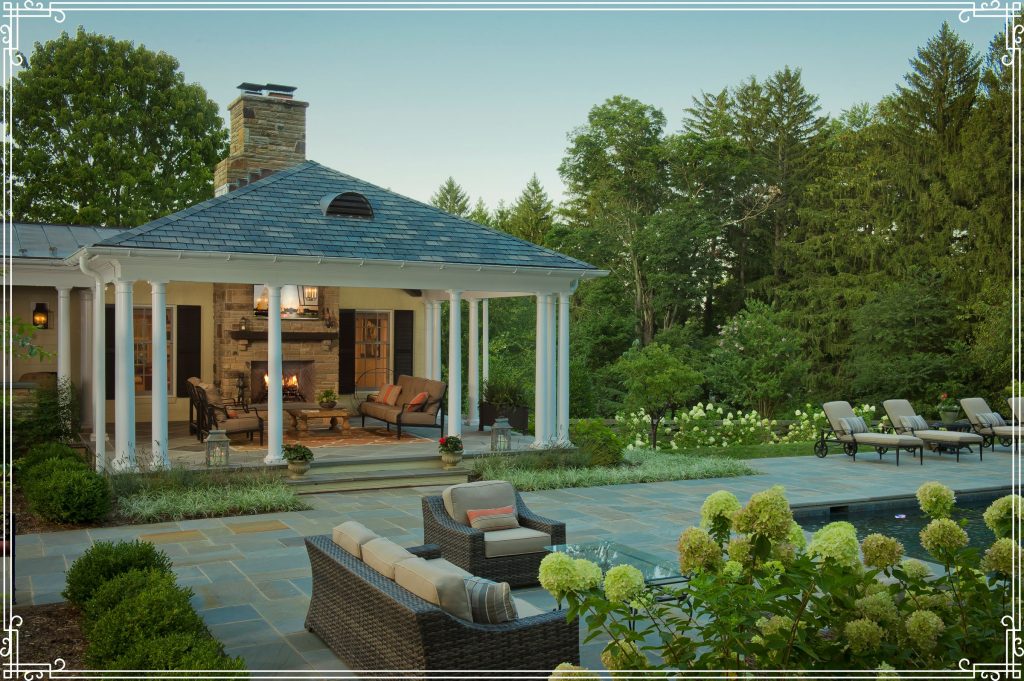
[214,284,340,404]
[250,360,316,403]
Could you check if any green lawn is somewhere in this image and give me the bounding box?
[676,441,812,460]
[473,448,756,492]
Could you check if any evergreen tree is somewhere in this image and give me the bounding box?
[430,176,470,216]
[467,198,492,226]
[507,174,554,244]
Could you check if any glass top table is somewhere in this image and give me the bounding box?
[545,540,684,586]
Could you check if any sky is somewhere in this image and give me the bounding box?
[13,8,1004,207]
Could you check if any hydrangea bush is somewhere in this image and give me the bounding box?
[616,402,883,450]
[544,482,1014,674]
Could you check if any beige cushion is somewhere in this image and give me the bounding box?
[394,556,473,621]
[424,557,472,578]
[442,480,517,525]
[332,521,379,558]
[1009,397,1023,422]
[513,597,546,619]
[396,375,446,415]
[360,401,401,422]
[960,397,991,425]
[912,429,983,444]
[899,415,929,431]
[361,537,415,579]
[851,432,923,448]
[483,527,551,558]
[993,425,1023,438]
[838,416,868,434]
[978,412,1007,427]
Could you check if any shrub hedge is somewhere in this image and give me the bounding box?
[17,441,81,474]
[24,458,111,524]
[66,540,244,670]
[570,418,624,466]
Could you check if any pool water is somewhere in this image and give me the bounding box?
[800,500,994,563]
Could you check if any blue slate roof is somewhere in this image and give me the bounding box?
[95,161,597,271]
[14,222,126,259]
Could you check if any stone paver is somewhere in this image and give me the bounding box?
[13,445,1016,670]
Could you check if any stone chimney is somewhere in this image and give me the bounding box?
[213,83,309,195]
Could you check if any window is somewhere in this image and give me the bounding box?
[321,192,373,219]
[354,311,390,390]
[253,285,320,319]
[133,308,174,395]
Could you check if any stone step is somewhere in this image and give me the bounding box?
[285,467,472,494]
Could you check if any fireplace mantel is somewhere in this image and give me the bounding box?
[229,330,336,342]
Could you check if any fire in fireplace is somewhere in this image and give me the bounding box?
[250,360,315,403]
[264,373,303,401]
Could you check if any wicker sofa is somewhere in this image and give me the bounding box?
[303,533,579,670]
[422,481,566,587]
[358,375,447,439]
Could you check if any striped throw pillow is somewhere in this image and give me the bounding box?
[839,416,868,434]
[466,505,520,531]
[464,576,517,624]
[978,412,1007,427]
[900,415,929,431]
[378,384,402,406]
[405,391,430,412]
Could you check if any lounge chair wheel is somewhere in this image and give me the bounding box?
[1000,437,1012,447]
[813,440,828,458]
[876,447,888,456]
[843,442,857,457]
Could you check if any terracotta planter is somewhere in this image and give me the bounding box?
[287,460,311,478]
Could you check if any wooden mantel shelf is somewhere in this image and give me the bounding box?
[229,330,336,343]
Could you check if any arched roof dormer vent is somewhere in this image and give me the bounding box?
[320,192,374,219]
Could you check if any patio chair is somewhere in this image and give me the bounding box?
[961,397,1022,452]
[1008,396,1023,424]
[422,481,565,587]
[196,384,264,445]
[817,401,924,466]
[882,399,983,462]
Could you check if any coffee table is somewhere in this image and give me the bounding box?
[288,407,352,435]
[545,540,684,587]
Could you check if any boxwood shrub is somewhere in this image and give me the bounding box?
[23,458,111,524]
[570,418,625,467]
[82,568,179,631]
[110,633,246,670]
[17,441,81,475]
[62,540,173,607]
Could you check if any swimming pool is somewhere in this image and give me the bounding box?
[799,496,998,563]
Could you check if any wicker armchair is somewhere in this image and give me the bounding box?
[422,485,566,588]
[303,535,579,670]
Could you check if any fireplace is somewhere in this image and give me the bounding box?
[251,360,316,403]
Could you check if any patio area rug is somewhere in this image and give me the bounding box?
[231,426,429,450]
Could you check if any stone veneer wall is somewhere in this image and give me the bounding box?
[213,93,308,194]
[213,284,340,403]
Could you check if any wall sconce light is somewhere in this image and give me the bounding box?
[239,316,248,331]
[32,302,49,329]
[303,286,319,303]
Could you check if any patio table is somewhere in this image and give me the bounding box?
[288,407,352,434]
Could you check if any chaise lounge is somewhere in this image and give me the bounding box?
[882,399,983,462]
[818,401,924,465]
[961,397,1022,452]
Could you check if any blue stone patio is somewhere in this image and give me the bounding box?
[13,446,1016,671]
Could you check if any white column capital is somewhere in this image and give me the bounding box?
[56,285,72,295]
[148,279,168,289]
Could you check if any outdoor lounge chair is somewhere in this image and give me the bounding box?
[1008,397,1022,424]
[961,397,1022,452]
[195,384,264,445]
[882,399,983,462]
[422,480,566,587]
[817,401,924,465]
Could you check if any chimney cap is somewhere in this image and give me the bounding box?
[236,82,298,97]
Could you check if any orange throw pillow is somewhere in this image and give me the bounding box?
[378,384,402,406]
[405,391,430,412]
[466,505,520,531]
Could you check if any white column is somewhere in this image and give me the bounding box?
[92,282,106,473]
[432,302,443,381]
[80,289,93,431]
[447,290,462,437]
[533,293,549,447]
[264,285,284,464]
[557,293,571,445]
[150,281,170,469]
[56,287,71,384]
[113,280,137,471]
[482,299,490,385]
[424,300,435,380]
[546,294,557,444]
[467,298,479,427]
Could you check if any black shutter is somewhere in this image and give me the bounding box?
[338,309,356,394]
[105,305,115,400]
[176,305,202,397]
[393,310,414,381]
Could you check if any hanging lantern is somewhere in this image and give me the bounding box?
[490,418,513,452]
[206,429,230,467]
[31,302,49,329]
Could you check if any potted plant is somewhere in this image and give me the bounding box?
[936,391,959,425]
[283,443,314,478]
[317,388,338,409]
[438,435,464,469]
[479,377,529,431]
